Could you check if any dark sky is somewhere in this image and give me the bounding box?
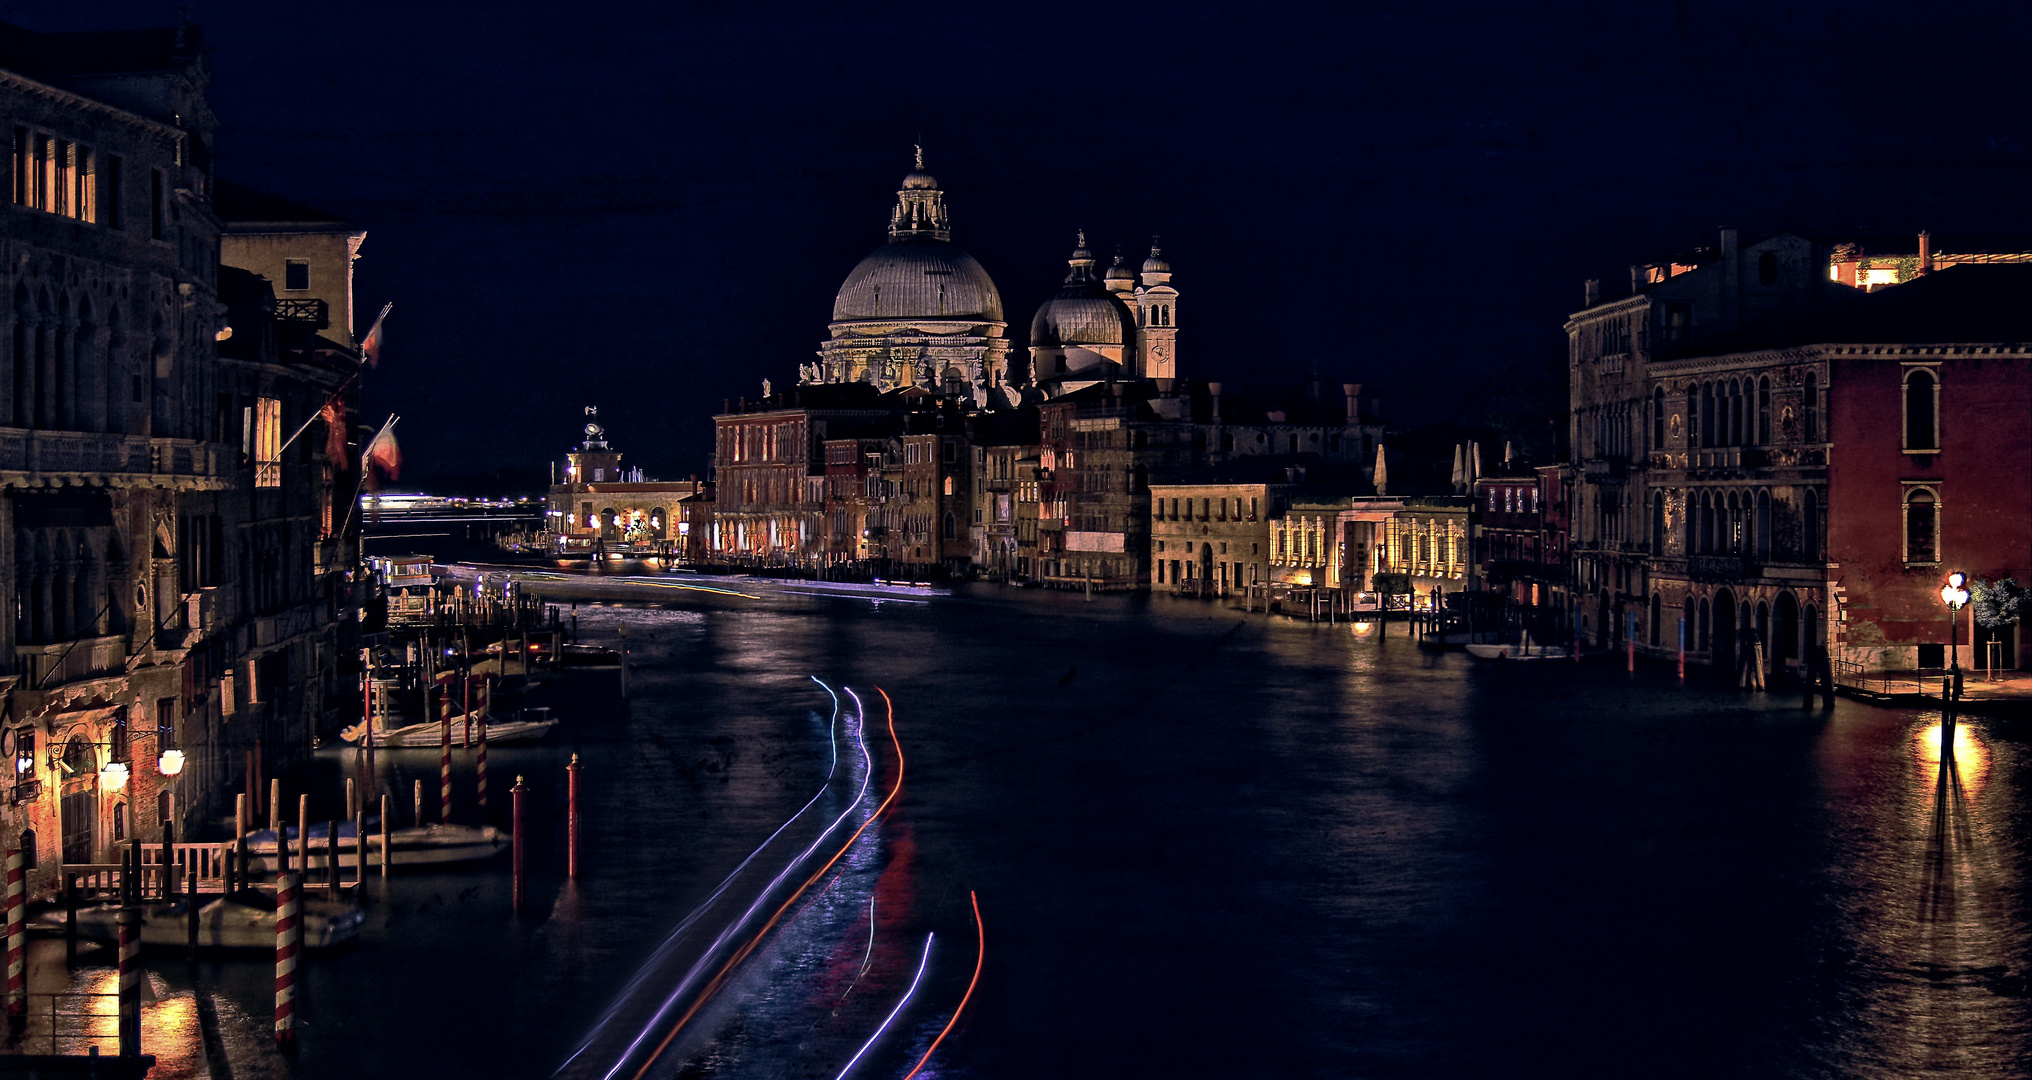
[13,1,2032,490]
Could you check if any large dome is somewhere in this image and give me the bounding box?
[832,239,1004,323]
[1030,290,1134,347]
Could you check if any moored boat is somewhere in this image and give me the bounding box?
[1465,632,1566,661]
[241,822,506,872]
[38,895,365,950]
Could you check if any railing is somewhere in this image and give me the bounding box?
[149,438,226,480]
[17,636,127,690]
[1685,554,1755,580]
[0,430,152,476]
[139,842,232,888]
[11,992,124,1058]
[273,297,330,328]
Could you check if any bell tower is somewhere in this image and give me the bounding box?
[1135,238,1178,380]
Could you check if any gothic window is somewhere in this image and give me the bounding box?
[1651,491,1665,553]
[1904,368,1938,451]
[1904,487,1937,564]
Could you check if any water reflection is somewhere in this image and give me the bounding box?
[1821,709,2030,1077]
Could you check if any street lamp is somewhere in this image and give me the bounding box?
[1941,571,1970,701]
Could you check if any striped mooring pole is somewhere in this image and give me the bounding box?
[440,702,453,825]
[5,847,23,1022]
[117,907,140,1056]
[274,872,300,1047]
[477,716,489,812]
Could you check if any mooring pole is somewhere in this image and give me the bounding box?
[440,702,453,824]
[274,872,298,1048]
[381,794,393,878]
[1678,616,1687,685]
[511,775,528,912]
[269,778,281,835]
[413,779,424,829]
[117,907,140,1056]
[4,848,22,1023]
[477,715,489,812]
[297,795,310,885]
[326,822,340,903]
[567,754,580,880]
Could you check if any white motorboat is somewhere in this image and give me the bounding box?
[339,709,557,747]
[40,895,365,950]
[1465,632,1567,661]
[241,822,506,872]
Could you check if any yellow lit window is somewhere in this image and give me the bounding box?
[254,397,282,487]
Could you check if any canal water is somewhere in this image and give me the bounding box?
[84,581,2032,1077]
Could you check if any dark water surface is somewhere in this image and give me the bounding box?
[132,583,2032,1078]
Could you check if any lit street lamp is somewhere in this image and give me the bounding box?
[1941,571,1970,702]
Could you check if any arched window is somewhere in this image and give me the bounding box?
[1699,491,1715,554]
[1754,489,1771,560]
[1803,488,1821,560]
[1731,380,1746,446]
[1758,251,1779,287]
[1757,377,1772,444]
[1726,491,1742,553]
[1904,368,1938,450]
[1701,383,1717,447]
[1685,491,1699,554]
[1649,593,1662,646]
[1651,491,1666,553]
[1652,387,1666,450]
[941,513,955,540]
[1803,372,1819,442]
[1698,598,1711,651]
[1904,488,1938,563]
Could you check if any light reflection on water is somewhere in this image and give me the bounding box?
[138,585,2032,1078]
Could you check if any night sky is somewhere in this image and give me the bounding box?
[14,1,2032,490]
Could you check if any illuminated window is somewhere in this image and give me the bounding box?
[12,128,110,224]
[943,476,954,497]
[284,259,310,291]
[253,397,283,487]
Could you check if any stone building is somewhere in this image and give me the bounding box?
[1566,228,1849,654]
[0,18,362,892]
[804,153,1011,404]
[1150,472,1292,595]
[543,416,705,556]
[711,382,892,568]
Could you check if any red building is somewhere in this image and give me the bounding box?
[1823,265,2032,671]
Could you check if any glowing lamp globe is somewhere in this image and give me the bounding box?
[157,749,186,777]
[99,760,130,791]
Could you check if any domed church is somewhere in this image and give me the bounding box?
[803,149,1012,404]
[1028,233,1178,396]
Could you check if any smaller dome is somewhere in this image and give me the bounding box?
[902,169,939,190]
[1105,256,1135,284]
[1141,244,1171,275]
[1031,293,1134,348]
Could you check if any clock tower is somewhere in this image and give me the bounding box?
[1135,239,1178,381]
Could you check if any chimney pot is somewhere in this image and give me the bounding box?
[1343,383,1360,423]
[1919,230,1934,275]
[1584,279,1601,307]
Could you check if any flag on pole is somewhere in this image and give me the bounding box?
[363,422,401,485]
[319,397,348,463]
[359,303,392,367]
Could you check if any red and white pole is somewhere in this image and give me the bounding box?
[477,716,489,812]
[117,908,141,1055]
[274,871,298,1047]
[567,754,580,880]
[511,775,527,912]
[1627,609,1637,672]
[5,848,23,1022]
[440,693,453,825]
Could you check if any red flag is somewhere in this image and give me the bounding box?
[363,425,401,483]
[320,397,348,462]
[359,302,392,366]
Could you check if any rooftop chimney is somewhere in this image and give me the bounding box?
[1343,383,1360,423]
[1584,279,1601,307]
[1918,230,1934,275]
[1630,265,1642,294]
[1208,381,1223,425]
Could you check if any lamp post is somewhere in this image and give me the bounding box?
[1941,572,1970,702]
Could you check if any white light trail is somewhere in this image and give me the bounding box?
[833,933,934,1080]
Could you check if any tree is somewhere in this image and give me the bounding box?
[1972,577,2026,632]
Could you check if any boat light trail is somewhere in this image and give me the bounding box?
[555,680,846,1075]
[834,933,933,1080]
[902,891,984,1080]
[625,686,906,1080]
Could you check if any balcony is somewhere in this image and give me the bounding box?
[273,298,330,329]
[1685,554,1756,581]
[0,430,151,485]
[16,634,128,695]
